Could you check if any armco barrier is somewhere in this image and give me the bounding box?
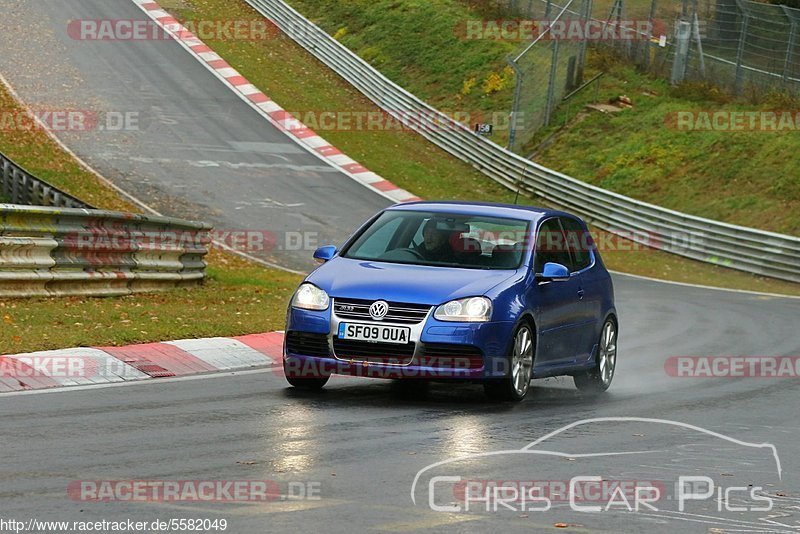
[1,151,88,208]
[0,205,211,297]
[244,0,800,284]
[1,150,212,297]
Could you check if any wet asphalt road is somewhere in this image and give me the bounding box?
[0,0,388,271]
[2,276,799,532]
[1,0,800,532]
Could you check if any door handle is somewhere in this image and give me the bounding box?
[577,288,585,299]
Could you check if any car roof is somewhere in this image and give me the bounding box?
[386,200,577,223]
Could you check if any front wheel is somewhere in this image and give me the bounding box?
[484,322,535,402]
[284,359,330,390]
[574,318,617,394]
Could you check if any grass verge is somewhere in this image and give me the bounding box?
[0,249,300,354]
[530,51,800,236]
[0,78,138,213]
[166,0,800,296]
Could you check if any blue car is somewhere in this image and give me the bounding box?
[283,201,617,401]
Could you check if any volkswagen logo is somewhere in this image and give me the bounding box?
[369,300,389,320]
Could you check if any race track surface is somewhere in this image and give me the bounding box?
[0,0,389,271]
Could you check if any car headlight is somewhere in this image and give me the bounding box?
[291,283,330,311]
[434,297,492,322]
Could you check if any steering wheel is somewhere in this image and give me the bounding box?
[405,247,425,259]
[378,247,425,261]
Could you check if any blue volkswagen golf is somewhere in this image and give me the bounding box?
[283,201,617,401]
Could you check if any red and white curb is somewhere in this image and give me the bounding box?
[0,332,285,393]
[130,0,420,205]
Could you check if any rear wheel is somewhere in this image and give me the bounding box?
[484,322,534,402]
[574,318,617,393]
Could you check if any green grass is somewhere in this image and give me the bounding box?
[0,249,300,354]
[288,0,519,116]
[531,52,800,236]
[483,0,681,23]
[285,0,519,148]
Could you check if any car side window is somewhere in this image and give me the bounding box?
[560,217,592,272]
[534,218,572,273]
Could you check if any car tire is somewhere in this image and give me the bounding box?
[574,318,617,394]
[284,359,330,390]
[484,322,535,402]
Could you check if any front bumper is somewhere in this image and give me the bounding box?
[284,306,516,380]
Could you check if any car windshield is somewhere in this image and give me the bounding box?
[342,210,530,269]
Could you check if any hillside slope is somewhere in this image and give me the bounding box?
[286,0,800,236]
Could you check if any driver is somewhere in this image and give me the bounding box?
[414,218,454,262]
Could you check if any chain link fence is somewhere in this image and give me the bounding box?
[685,0,800,96]
[496,0,799,153]
[505,0,591,152]
[580,0,800,95]
[603,0,800,97]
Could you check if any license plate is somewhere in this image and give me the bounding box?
[338,323,411,344]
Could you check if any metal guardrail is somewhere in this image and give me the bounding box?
[0,204,211,297]
[1,152,89,208]
[246,0,800,283]
[0,153,211,297]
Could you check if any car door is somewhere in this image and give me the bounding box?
[530,217,586,368]
[560,216,600,362]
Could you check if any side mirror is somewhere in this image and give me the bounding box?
[537,262,570,282]
[313,245,337,263]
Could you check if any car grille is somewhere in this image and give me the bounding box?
[332,338,415,365]
[333,298,431,324]
[418,343,484,370]
[285,331,330,358]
